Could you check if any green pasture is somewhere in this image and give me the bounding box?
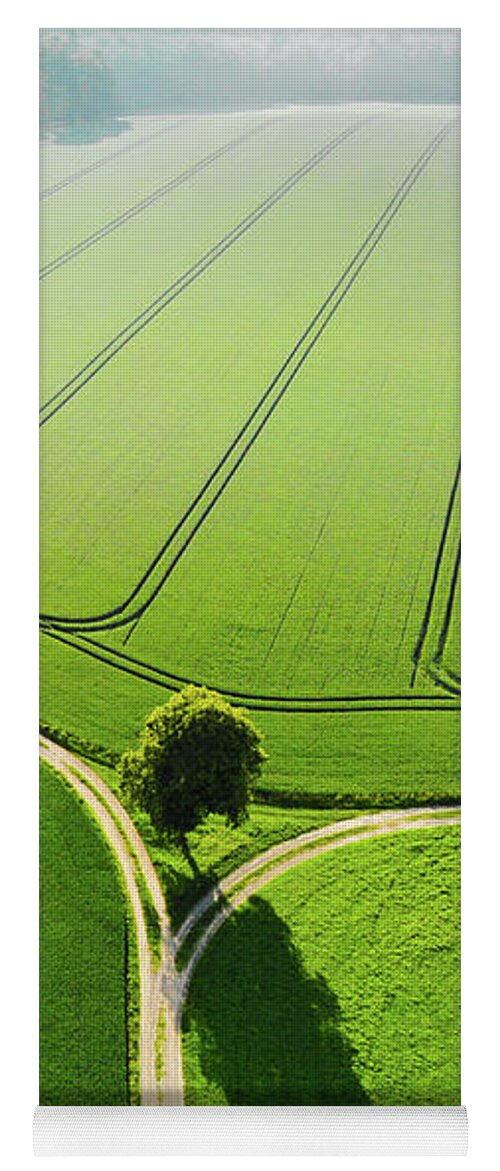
[183,825,460,1104]
[40,107,454,619]
[39,763,128,1104]
[40,105,358,401]
[40,103,460,796]
[115,135,459,696]
[40,111,270,257]
[40,634,460,805]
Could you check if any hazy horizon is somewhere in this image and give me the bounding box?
[40,28,460,142]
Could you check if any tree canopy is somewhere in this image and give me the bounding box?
[119,686,267,848]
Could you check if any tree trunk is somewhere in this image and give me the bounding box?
[179,832,200,876]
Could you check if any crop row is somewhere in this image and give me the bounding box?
[40,115,279,279]
[410,459,461,687]
[41,118,454,640]
[39,118,363,425]
[39,627,459,715]
[40,117,185,199]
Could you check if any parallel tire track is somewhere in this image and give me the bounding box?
[40,119,185,200]
[39,626,460,713]
[410,458,461,687]
[176,809,461,1012]
[39,736,183,1106]
[40,119,455,636]
[38,738,460,1108]
[40,116,279,279]
[39,119,365,426]
[435,539,461,665]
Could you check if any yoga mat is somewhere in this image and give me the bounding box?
[38,27,464,1155]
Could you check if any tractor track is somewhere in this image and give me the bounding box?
[410,458,461,687]
[39,626,459,713]
[40,118,185,199]
[174,807,461,1014]
[39,738,461,1107]
[435,539,461,665]
[39,735,183,1106]
[40,118,456,639]
[39,118,365,425]
[40,116,279,279]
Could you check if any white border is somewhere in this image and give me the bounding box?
[1,6,499,1169]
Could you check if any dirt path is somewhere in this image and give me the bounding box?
[40,738,460,1106]
[175,807,461,1013]
[39,737,183,1106]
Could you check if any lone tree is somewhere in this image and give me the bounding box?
[119,686,267,862]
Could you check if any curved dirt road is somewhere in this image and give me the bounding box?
[175,807,461,1012]
[40,738,460,1106]
[39,737,183,1105]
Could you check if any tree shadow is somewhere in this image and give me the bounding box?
[157,856,220,932]
[183,896,370,1105]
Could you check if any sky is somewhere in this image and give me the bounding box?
[40,28,460,137]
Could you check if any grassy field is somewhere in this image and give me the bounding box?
[39,103,460,802]
[40,108,458,660]
[83,764,367,928]
[40,633,460,805]
[183,826,460,1104]
[39,763,128,1104]
[39,86,460,1115]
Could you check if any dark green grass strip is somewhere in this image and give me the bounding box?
[39,762,128,1104]
[40,116,279,278]
[39,120,363,424]
[124,904,140,1106]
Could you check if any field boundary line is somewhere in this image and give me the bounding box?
[40,118,455,632]
[40,116,280,279]
[39,119,365,424]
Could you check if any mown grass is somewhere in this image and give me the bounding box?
[39,763,129,1104]
[183,826,460,1105]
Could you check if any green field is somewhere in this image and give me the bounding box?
[39,763,128,1104]
[40,103,460,801]
[183,826,460,1104]
[81,765,367,928]
[39,634,460,806]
